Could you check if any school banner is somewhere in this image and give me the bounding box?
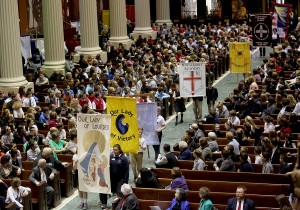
[137,102,159,145]
[77,114,111,194]
[106,97,139,153]
[272,3,292,39]
[178,62,206,97]
[250,14,272,47]
[229,42,251,74]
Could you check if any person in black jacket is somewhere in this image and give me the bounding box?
[135,168,158,188]
[206,81,218,113]
[279,154,291,174]
[270,139,281,164]
[99,144,129,209]
[238,153,254,173]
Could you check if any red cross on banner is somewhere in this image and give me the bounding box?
[183,71,202,95]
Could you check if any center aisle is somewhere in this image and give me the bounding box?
[56,47,271,210]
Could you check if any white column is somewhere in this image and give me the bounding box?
[131,0,157,39]
[42,0,65,76]
[0,0,33,94]
[156,0,172,26]
[109,0,131,50]
[79,0,107,62]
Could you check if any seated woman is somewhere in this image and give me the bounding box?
[49,131,68,154]
[168,167,188,190]
[178,141,192,160]
[192,149,205,171]
[115,184,139,210]
[0,155,14,179]
[167,188,190,210]
[5,177,31,210]
[199,187,214,210]
[135,168,158,188]
[10,149,23,175]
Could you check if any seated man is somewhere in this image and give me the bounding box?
[156,144,178,169]
[226,185,255,210]
[178,141,192,160]
[34,147,64,171]
[214,149,235,171]
[29,158,55,208]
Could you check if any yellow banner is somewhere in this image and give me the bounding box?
[106,97,139,153]
[230,42,251,73]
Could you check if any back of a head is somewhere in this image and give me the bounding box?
[171,167,182,178]
[222,149,230,159]
[120,183,133,196]
[163,144,171,152]
[240,152,248,162]
[179,141,188,150]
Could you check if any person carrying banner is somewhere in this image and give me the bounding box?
[131,127,147,180]
[153,107,166,160]
[99,144,129,209]
[193,97,203,121]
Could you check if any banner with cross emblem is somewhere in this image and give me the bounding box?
[250,14,272,47]
[179,62,206,97]
[229,42,251,74]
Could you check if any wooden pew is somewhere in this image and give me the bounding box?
[151,168,290,184]
[177,160,281,173]
[133,188,280,208]
[3,179,47,210]
[157,178,290,195]
[20,170,62,207]
[137,199,279,210]
[57,154,75,197]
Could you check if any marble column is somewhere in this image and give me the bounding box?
[42,0,65,76]
[109,0,131,50]
[156,0,172,26]
[78,0,107,63]
[0,0,33,94]
[131,0,157,39]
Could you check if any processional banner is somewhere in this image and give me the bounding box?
[137,102,159,145]
[179,62,206,97]
[229,42,251,73]
[106,97,139,154]
[77,114,111,193]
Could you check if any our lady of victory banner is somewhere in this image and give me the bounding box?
[229,42,251,74]
[77,114,111,193]
[106,97,139,153]
[137,102,159,145]
[179,62,206,97]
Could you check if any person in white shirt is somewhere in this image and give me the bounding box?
[12,101,25,118]
[226,132,240,155]
[254,146,263,164]
[264,116,275,133]
[228,110,240,126]
[292,96,300,115]
[35,73,49,86]
[153,107,166,160]
[5,177,31,209]
[22,91,36,107]
[1,126,14,144]
[131,127,147,180]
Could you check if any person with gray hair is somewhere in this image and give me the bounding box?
[178,141,192,160]
[167,188,190,210]
[115,184,139,210]
[29,158,55,208]
[33,147,64,172]
[207,132,219,152]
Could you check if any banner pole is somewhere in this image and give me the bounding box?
[147,145,150,158]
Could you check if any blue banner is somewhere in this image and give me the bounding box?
[137,102,159,145]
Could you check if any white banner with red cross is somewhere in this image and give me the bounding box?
[179,62,206,97]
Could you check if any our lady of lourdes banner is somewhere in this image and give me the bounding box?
[77,114,111,193]
[179,62,206,97]
[137,102,159,145]
[106,97,139,153]
[229,42,251,74]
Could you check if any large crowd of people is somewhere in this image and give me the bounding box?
[0,16,300,210]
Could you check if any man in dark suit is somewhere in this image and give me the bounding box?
[226,185,255,210]
[33,147,64,172]
[29,158,55,208]
[270,139,281,164]
[50,90,64,108]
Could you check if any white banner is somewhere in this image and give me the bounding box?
[77,114,111,194]
[20,35,31,65]
[179,62,206,97]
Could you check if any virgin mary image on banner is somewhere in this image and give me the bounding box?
[79,129,111,193]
